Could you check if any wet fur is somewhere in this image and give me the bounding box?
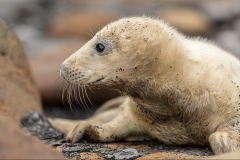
[50,16,240,154]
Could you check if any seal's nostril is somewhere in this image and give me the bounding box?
[60,63,71,81]
[61,63,70,70]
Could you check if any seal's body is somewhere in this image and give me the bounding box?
[50,16,240,154]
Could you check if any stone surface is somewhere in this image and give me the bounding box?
[200,0,240,22]
[49,10,119,38]
[215,30,240,56]
[21,110,65,143]
[0,18,42,122]
[157,6,211,35]
[29,40,120,104]
[0,112,64,159]
[21,110,213,159]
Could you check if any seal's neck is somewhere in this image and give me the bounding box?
[117,35,190,106]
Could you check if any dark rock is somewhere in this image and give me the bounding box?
[21,110,65,144]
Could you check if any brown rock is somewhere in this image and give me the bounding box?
[0,19,42,122]
[0,112,64,159]
[104,142,151,150]
[157,6,211,35]
[56,146,104,160]
[29,40,120,104]
[137,152,205,159]
[78,152,104,160]
[49,10,119,38]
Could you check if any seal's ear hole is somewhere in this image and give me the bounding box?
[126,36,131,40]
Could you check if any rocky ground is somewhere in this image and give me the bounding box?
[21,111,214,159]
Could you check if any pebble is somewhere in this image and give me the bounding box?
[114,148,139,160]
[215,30,240,56]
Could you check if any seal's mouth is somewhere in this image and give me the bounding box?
[95,77,104,85]
[61,75,71,83]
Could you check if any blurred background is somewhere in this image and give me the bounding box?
[0,0,240,119]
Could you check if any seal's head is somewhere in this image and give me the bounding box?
[60,16,181,89]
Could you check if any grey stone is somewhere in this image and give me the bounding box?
[215,30,240,56]
[106,154,114,159]
[62,146,83,153]
[200,1,240,22]
[114,148,139,160]
[234,18,240,32]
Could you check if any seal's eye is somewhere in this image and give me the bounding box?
[94,40,111,56]
[96,43,105,53]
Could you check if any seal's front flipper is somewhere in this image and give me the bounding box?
[66,98,141,143]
